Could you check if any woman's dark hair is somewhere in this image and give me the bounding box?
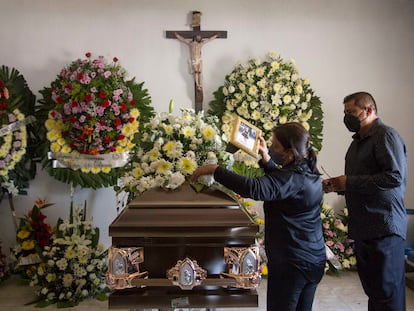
[273,122,320,174]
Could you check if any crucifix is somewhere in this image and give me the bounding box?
[166,11,227,112]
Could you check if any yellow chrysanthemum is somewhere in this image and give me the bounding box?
[201,126,216,141]
[21,240,36,251]
[260,263,268,276]
[131,166,144,178]
[45,119,56,131]
[162,141,174,153]
[50,142,61,152]
[101,167,111,173]
[177,157,197,175]
[148,148,161,162]
[17,230,31,240]
[46,273,56,283]
[156,160,173,174]
[130,108,140,119]
[90,167,101,174]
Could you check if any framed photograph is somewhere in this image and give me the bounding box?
[228,116,262,158]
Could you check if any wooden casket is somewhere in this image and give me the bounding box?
[106,184,261,310]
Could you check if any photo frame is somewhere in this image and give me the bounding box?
[228,116,262,158]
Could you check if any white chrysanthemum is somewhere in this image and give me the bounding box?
[63,274,74,287]
[283,95,292,104]
[181,126,195,138]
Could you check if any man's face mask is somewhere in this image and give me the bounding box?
[343,109,366,133]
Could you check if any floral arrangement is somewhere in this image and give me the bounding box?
[0,239,10,283]
[30,202,109,308]
[37,53,154,189]
[237,197,267,276]
[10,199,54,281]
[117,108,231,201]
[0,66,38,201]
[208,51,323,162]
[321,203,356,273]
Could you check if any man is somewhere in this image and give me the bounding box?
[323,92,407,311]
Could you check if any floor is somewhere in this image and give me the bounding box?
[1,272,414,311]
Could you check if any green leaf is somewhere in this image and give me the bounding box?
[190,182,205,193]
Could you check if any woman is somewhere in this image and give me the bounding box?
[191,122,326,311]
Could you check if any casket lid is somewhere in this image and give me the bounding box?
[128,184,238,208]
[109,185,258,238]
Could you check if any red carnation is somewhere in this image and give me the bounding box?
[99,120,106,126]
[113,57,119,62]
[70,117,77,124]
[71,101,78,107]
[84,94,92,102]
[129,117,135,123]
[120,103,127,112]
[115,118,122,126]
[85,52,91,58]
[77,73,84,81]
[99,91,107,99]
[118,134,125,140]
[103,136,111,144]
[102,99,110,108]
[56,96,63,104]
[130,100,136,106]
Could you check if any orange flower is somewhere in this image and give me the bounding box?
[89,149,100,155]
[35,198,47,208]
[82,127,94,135]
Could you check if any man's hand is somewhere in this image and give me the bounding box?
[322,175,347,193]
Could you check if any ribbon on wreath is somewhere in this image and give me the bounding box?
[48,152,130,169]
[0,115,35,137]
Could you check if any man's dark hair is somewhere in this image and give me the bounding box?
[343,91,377,114]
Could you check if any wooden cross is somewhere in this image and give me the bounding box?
[166,11,227,112]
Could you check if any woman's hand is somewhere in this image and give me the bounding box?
[258,136,270,163]
[191,164,219,183]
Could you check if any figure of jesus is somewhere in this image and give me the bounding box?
[174,32,218,92]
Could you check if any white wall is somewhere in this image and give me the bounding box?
[1,0,414,253]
